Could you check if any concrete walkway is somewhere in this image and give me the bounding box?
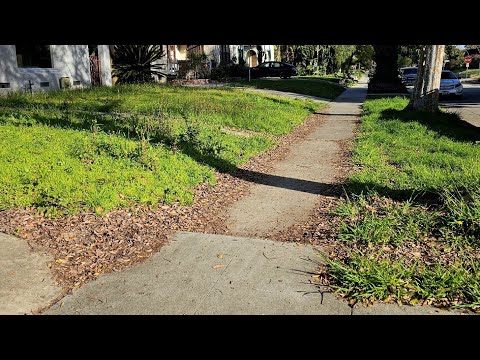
[47,232,350,314]
[225,78,367,237]
[47,232,453,315]
[0,232,63,314]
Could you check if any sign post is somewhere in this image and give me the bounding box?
[464,56,472,77]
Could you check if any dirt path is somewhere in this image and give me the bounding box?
[224,79,368,237]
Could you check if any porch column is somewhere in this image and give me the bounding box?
[97,45,112,86]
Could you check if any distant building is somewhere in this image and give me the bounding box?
[0,45,112,93]
[166,45,275,78]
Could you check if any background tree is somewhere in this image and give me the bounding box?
[368,45,407,93]
[408,45,445,112]
[277,45,364,76]
[398,45,421,68]
[112,45,166,84]
[444,45,466,71]
[462,45,480,70]
[332,45,356,74]
[353,45,375,72]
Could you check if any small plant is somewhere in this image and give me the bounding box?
[112,45,167,84]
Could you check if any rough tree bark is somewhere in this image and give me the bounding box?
[368,45,408,93]
[408,45,445,112]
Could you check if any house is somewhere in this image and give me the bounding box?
[0,45,112,92]
[166,45,275,77]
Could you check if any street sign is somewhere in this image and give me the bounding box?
[465,55,472,63]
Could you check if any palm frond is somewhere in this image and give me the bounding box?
[112,45,166,84]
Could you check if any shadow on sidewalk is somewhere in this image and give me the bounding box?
[314,112,358,117]
[231,169,343,196]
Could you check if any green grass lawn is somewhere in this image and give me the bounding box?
[324,97,480,311]
[297,75,342,83]
[0,84,323,216]
[456,68,480,79]
[232,78,346,99]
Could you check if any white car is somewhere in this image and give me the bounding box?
[439,70,463,98]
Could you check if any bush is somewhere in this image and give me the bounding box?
[210,63,249,81]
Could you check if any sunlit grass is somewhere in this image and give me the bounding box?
[326,97,480,310]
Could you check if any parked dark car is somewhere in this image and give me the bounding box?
[249,61,298,79]
[399,66,418,86]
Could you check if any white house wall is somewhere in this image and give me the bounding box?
[0,45,112,93]
[229,45,274,64]
[50,45,91,88]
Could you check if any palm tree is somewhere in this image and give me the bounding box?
[112,45,166,84]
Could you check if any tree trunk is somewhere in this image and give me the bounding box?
[368,45,408,93]
[408,45,445,112]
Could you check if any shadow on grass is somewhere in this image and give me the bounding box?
[380,108,480,142]
[342,107,480,203]
[0,108,134,138]
[345,179,444,205]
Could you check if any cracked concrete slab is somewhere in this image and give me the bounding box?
[0,232,63,315]
[46,232,351,315]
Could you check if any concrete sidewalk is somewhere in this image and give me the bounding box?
[46,232,456,315]
[47,232,348,314]
[0,232,63,314]
[224,78,368,237]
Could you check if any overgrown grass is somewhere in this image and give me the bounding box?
[0,84,323,215]
[232,78,345,99]
[325,97,480,311]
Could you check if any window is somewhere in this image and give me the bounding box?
[0,83,10,88]
[271,62,281,68]
[40,82,50,87]
[238,48,244,63]
[402,68,417,75]
[15,45,52,68]
[220,45,230,64]
[259,62,269,68]
[441,71,457,79]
